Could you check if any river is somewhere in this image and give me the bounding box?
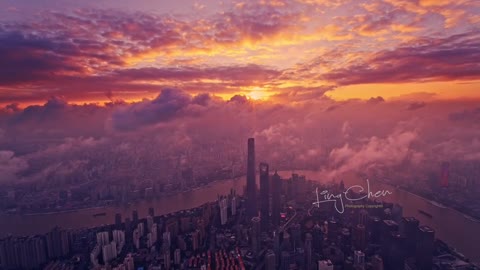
[0,170,478,262]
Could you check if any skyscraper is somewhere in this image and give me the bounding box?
[353,224,366,251]
[440,161,450,187]
[272,171,282,227]
[250,217,261,253]
[246,138,257,218]
[147,216,154,232]
[386,232,406,270]
[219,195,228,226]
[115,213,122,228]
[124,253,135,270]
[96,231,110,246]
[353,250,365,268]
[371,255,384,270]
[259,162,270,231]
[0,236,47,270]
[174,248,181,265]
[327,219,338,241]
[291,223,302,250]
[280,231,292,252]
[305,233,313,270]
[416,225,435,270]
[102,241,118,263]
[312,224,323,253]
[164,250,171,270]
[292,173,299,198]
[231,189,237,216]
[113,230,125,247]
[273,230,281,266]
[281,251,291,270]
[192,230,200,251]
[132,210,139,224]
[358,209,368,226]
[402,217,419,258]
[370,217,382,244]
[318,260,334,270]
[265,249,276,270]
[381,220,399,262]
[381,220,398,246]
[46,227,70,259]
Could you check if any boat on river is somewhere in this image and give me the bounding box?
[418,209,433,218]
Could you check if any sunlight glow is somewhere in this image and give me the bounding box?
[247,87,271,100]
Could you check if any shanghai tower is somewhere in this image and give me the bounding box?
[246,138,257,218]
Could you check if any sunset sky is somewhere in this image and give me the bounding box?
[0,0,479,106]
[2,0,480,202]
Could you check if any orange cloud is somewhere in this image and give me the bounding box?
[317,24,354,40]
[438,9,466,28]
[391,23,422,33]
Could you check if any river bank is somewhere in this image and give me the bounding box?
[391,184,480,223]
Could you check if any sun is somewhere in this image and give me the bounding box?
[247,87,270,100]
[248,91,265,100]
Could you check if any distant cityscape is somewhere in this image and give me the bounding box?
[0,138,478,270]
[0,139,247,215]
[2,141,480,222]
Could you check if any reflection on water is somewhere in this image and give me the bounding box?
[1,170,478,262]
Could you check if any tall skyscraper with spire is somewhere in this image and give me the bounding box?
[246,138,257,218]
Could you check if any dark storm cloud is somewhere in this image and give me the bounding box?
[192,93,215,106]
[112,65,281,84]
[323,31,480,85]
[407,101,426,110]
[11,96,68,123]
[367,96,385,104]
[0,103,21,113]
[0,98,110,144]
[228,95,249,104]
[111,88,209,131]
[0,31,83,85]
[449,107,480,121]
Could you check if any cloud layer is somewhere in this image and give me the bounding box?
[1,89,479,186]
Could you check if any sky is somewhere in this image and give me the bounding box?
[0,0,479,106]
[1,0,480,185]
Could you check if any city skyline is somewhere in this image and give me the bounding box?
[0,138,478,269]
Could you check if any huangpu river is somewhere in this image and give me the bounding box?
[1,170,479,262]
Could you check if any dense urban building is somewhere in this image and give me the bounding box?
[0,139,478,270]
[259,162,270,232]
[246,138,257,219]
